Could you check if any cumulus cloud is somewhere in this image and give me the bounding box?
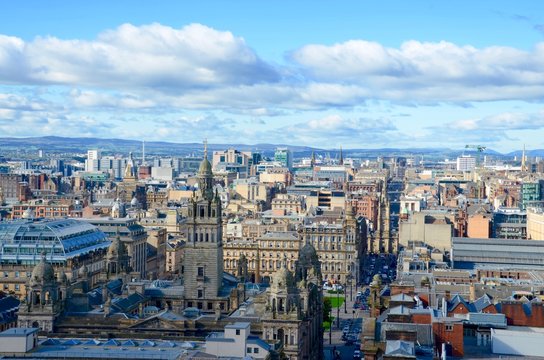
[292,40,544,102]
[0,23,279,90]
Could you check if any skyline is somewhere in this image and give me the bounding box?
[1,1,544,151]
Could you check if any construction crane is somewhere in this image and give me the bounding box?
[465,145,486,152]
[464,145,486,167]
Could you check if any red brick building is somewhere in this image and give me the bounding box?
[433,318,464,358]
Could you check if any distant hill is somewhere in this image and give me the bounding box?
[507,149,544,158]
[0,136,511,159]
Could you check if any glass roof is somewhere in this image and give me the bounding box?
[0,219,110,264]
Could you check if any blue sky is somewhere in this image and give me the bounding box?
[0,1,544,152]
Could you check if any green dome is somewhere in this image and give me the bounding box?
[198,158,212,175]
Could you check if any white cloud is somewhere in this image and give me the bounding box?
[0,23,279,90]
[293,40,544,102]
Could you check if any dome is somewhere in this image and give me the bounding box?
[371,274,382,286]
[107,234,125,259]
[198,158,212,175]
[130,196,140,207]
[272,260,294,290]
[78,264,88,277]
[58,271,68,284]
[30,253,56,286]
[299,242,317,262]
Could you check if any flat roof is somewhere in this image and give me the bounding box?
[0,327,39,337]
[225,322,250,329]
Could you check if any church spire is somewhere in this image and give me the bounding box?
[339,146,344,165]
[197,139,214,200]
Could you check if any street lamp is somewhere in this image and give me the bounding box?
[329,307,332,344]
[344,281,348,314]
[336,287,340,328]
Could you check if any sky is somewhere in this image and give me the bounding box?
[0,1,544,152]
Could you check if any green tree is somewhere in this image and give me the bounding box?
[323,297,332,322]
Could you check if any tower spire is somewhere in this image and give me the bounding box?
[204,138,208,159]
[339,146,344,165]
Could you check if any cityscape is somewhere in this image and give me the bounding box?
[1,1,544,359]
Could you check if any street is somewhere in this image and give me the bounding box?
[323,287,366,360]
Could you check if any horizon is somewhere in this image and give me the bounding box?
[1,1,544,152]
[0,134,538,155]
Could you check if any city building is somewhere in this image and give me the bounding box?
[81,217,148,276]
[528,207,544,240]
[84,150,101,172]
[182,146,230,311]
[300,208,366,284]
[274,148,293,170]
[0,218,110,298]
[205,322,270,359]
[456,156,476,172]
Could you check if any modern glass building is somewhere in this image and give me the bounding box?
[0,219,110,266]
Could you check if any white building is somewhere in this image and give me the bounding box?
[0,328,39,353]
[85,149,101,172]
[205,322,270,359]
[456,155,476,171]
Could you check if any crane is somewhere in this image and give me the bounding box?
[465,145,486,152]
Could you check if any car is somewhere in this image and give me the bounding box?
[353,350,362,359]
[345,338,354,346]
[357,291,363,297]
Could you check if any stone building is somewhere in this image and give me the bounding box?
[300,208,366,284]
[82,217,148,277]
[17,253,67,332]
[224,231,302,284]
[182,145,230,311]
[0,218,110,299]
[258,242,323,360]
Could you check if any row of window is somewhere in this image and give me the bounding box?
[3,271,32,278]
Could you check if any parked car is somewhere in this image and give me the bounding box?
[353,350,362,359]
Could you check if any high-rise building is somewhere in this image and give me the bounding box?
[85,149,101,172]
[274,148,292,170]
[456,155,476,171]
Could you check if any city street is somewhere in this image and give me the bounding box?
[323,287,367,360]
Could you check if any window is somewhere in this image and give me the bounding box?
[198,289,203,298]
[236,329,241,335]
[198,267,204,277]
[247,347,252,353]
[445,324,454,332]
[254,348,259,354]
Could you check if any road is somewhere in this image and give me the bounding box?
[323,288,366,360]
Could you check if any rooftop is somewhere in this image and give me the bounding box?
[0,327,39,337]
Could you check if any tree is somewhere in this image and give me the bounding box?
[323,297,332,323]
